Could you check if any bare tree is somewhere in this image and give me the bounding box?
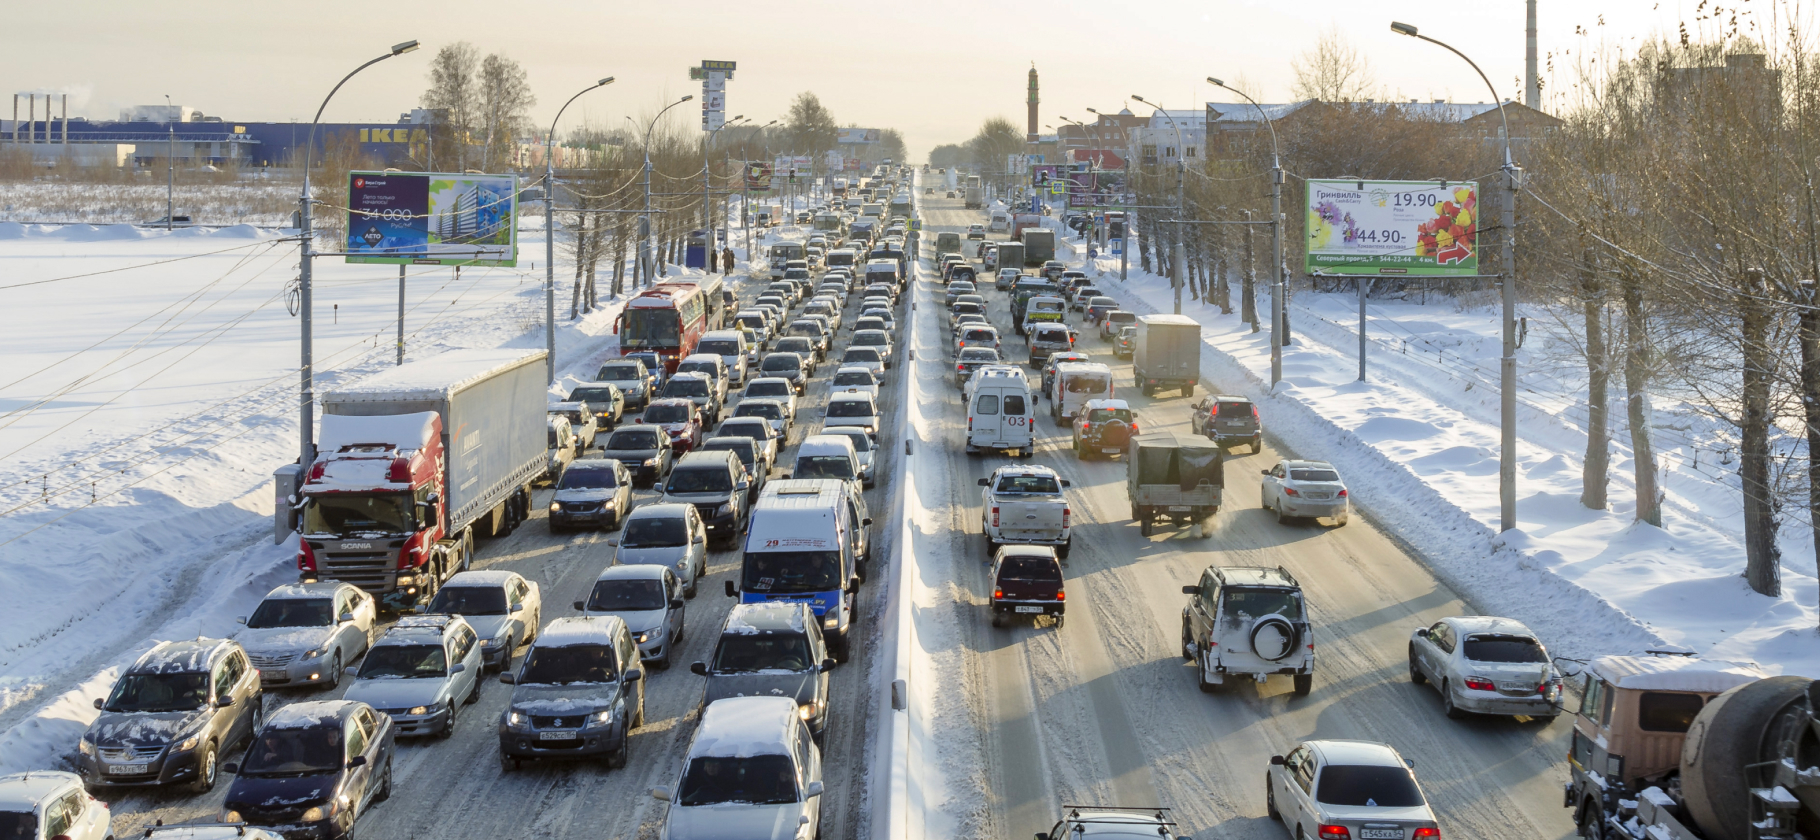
[477,53,536,172]
[786,93,839,156]
[1291,27,1377,102]
[420,43,481,171]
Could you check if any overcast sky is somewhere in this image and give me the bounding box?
[2,0,1793,161]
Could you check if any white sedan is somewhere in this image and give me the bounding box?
[1260,459,1350,526]
[1408,615,1562,720]
[1267,740,1441,840]
[831,365,881,400]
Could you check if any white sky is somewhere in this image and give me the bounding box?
[0,0,1787,161]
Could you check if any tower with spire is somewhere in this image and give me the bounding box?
[1027,64,1040,142]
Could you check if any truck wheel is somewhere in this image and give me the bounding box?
[1292,674,1313,697]
[1140,518,1155,537]
[1182,384,1194,397]
[1057,538,1071,560]
[1577,802,1605,840]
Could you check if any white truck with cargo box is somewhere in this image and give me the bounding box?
[1133,314,1202,397]
[301,349,546,610]
[964,366,1035,457]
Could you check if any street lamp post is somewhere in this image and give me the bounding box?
[297,40,420,471]
[704,115,746,273]
[543,77,615,385]
[1208,78,1284,386]
[638,95,695,287]
[1133,95,1187,314]
[1390,21,1521,533]
[742,119,778,261]
[164,95,174,230]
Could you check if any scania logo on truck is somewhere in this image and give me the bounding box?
[342,542,373,549]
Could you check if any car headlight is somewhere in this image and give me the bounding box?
[823,616,839,629]
[78,738,95,756]
[480,637,496,647]
[300,645,325,661]
[642,458,657,467]
[549,503,562,513]
[716,502,734,517]
[507,711,526,726]
[408,705,431,716]
[635,631,651,644]
[589,710,614,727]
[175,734,200,752]
[797,702,820,721]
[863,426,876,435]
[300,806,329,823]
[218,810,242,824]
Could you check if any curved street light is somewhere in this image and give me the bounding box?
[1208,77,1287,381]
[297,39,419,470]
[542,76,614,384]
[703,113,746,275]
[1391,20,1521,533]
[637,95,694,286]
[1133,94,1189,314]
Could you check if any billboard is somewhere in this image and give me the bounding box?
[745,162,772,193]
[345,171,518,266]
[1304,179,1479,275]
[837,128,882,144]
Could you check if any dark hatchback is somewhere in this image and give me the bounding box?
[219,700,395,840]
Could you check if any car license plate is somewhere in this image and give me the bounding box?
[537,730,579,742]
[1359,831,1402,840]
[107,764,147,775]
[259,669,283,680]
[1168,505,1193,512]
[1014,606,1043,614]
[1101,447,1121,454]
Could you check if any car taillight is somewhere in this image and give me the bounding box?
[1129,424,1139,435]
[1056,591,1066,601]
[1413,829,1440,839]
[993,588,1004,599]
[1318,826,1350,840]
[1062,507,1071,529]
[1337,489,1348,497]
[1464,676,1496,691]
[958,364,965,372]
[307,461,326,481]
[1253,405,1260,417]
[1283,487,1299,496]
[991,506,1000,527]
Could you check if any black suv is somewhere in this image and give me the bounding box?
[79,638,263,793]
[1191,394,1262,453]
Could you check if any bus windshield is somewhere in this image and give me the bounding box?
[742,550,844,594]
[622,309,681,349]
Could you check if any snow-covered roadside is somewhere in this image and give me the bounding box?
[0,216,768,773]
[1088,251,1820,678]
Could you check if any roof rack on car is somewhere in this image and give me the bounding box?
[1061,805,1177,831]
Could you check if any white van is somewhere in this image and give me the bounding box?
[650,696,824,839]
[734,479,871,659]
[790,434,861,487]
[965,366,1035,456]
[696,330,751,385]
[1047,361,1114,422]
[989,210,1010,232]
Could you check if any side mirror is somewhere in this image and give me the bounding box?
[215,695,236,708]
[235,616,248,625]
[347,755,368,769]
[670,599,685,610]
[1060,479,1072,488]
[737,479,751,491]
[1261,469,1271,476]
[339,612,356,624]
[690,662,709,676]
[1414,627,1430,639]
[821,658,838,672]
[450,663,467,674]
[625,670,643,682]
[1269,755,1286,766]
[221,762,239,775]
[93,698,104,710]
[574,600,586,611]
[499,672,516,684]
[651,785,673,802]
[725,580,738,598]
[511,602,524,613]
[1182,585,1198,595]
[805,781,825,798]
[861,517,873,526]
[1036,834,1050,840]
[977,477,989,486]
[1404,758,1416,769]
[607,538,619,547]
[780,473,792,480]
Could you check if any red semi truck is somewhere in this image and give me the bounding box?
[296,349,546,611]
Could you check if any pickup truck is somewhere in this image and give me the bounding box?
[977,465,1073,558]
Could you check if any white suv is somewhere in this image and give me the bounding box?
[0,771,109,840]
[1180,565,1314,695]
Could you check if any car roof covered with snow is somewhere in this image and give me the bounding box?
[1589,655,1767,692]
[1443,616,1538,638]
[723,602,810,635]
[265,699,360,730]
[132,638,239,674]
[443,569,521,587]
[260,581,352,600]
[0,771,84,810]
[593,564,667,583]
[1210,565,1301,589]
[1308,739,1405,767]
[534,615,628,649]
[688,696,800,759]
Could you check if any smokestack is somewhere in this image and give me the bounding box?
[1526,0,1540,110]
[61,93,67,145]
[11,95,16,145]
[28,94,36,144]
[1027,64,1040,142]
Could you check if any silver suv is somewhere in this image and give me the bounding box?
[78,639,262,792]
[497,616,645,771]
[1180,565,1313,696]
[343,614,485,738]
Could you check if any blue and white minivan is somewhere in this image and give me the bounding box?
[725,479,871,660]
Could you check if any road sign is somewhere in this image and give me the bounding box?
[1304,179,1480,275]
[1110,238,1124,257]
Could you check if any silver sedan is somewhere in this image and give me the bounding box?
[1408,615,1563,720]
[1266,740,1441,840]
[1260,459,1351,526]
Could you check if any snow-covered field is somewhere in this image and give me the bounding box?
[0,180,298,226]
[1091,247,1820,679]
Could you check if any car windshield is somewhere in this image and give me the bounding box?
[963,330,995,342]
[607,429,659,450]
[241,727,343,777]
[568,388,617,404]
[828,400,875,418]
[828,431,873,452]
[1315,764,1425,807]
[1035,328,1068,342]
[1289,469,1341,482]
[623,516,688,548]
[961,349,999,362]
[105,672,209,713]
[747,382,791,398]
[358,644,447,679]
[844,348,881,363]
[585,578,667,612]
[699,340,740,357]
[645,403,692,424]
[712,634,815,673]
[998,555,1061,581]
[1111,313,1137,324]
[668,468,732,494]
[953,304,983,315]
[835,372,876,387]
[994,475,1060,494]
[1064,375,1110,394]
[559,466,619,490]
[742,550,843,594]
[665,379,710,398]
[518,643,618,684]
[1463,634,1548,663]
[1217,402,1254,418]
[702,440,756,467]
[677,754,799,806]
[763,355,803,372]
[1087,408,1134,423]
[738,399,787,419]
[428,585,507,616]
[720,421,771,441]
[246,597,334,629]
[854,334,886,347]
[302,494,413,538]
[795,455,855,480]
[678,365,718,382]
[1220,588,1304,621]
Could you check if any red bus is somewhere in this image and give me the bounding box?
[615,282,708,374]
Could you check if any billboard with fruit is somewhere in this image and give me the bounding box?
[1304,180,1479,276]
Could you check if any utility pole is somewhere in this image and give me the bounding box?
[639,96,695,289]
[396,265,405,365]
[1208,78,1284,385]
[545,77,615,384]
[164,95,174,230]
[297,40,419,471]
